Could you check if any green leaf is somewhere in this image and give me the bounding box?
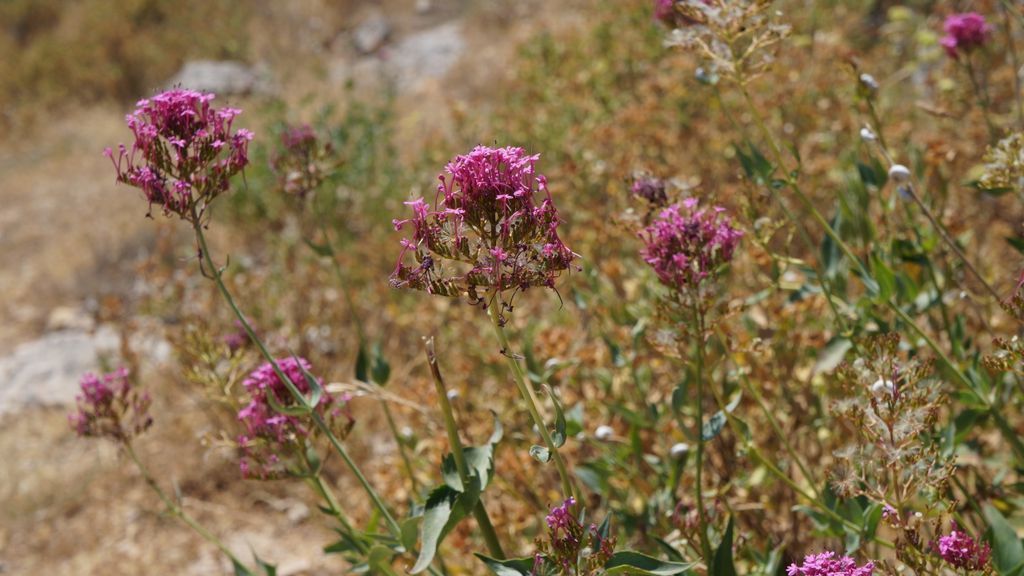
[530,445,551,463]
[371,344,391,386]
[400,517,420,554]
[604,551,697,575]
[367,545,394,572]
[712,516,737,576]
[355,345,370,383]
[475,554,537,576]
[701,411,726,441]
[983,504,1024,575]
[264,387,311,417]
[410,485,477,573]
[293,354,324,408]
[869,252,895,302]
[544,385,568,448]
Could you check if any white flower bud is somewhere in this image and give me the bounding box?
[860,127,877,142]
[859,73,879,92]
[594,425,614,441]
[888,164,911,183]
[446,389,459,400]
[870,378,895,397]
[670,442,691,459]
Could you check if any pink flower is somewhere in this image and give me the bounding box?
[933,522,991,571]
[106,89,252,221]
[68,368,152,442]
[390,146,576,303]
[270,124,332,199]
[787,552,875,576]
[236,357,351,479]
[631,176,669,206]
[941,13,992,58]
[639,200,742,292]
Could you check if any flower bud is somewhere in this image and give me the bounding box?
[888,164,911,183]
[860,127,877,142]
[670,442,690,459]
[594,425,614,441]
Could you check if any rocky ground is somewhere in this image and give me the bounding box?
[0,1,588,573]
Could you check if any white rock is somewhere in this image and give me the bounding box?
[0,326,119,415]
[167,60,272,95]
[353,13,391,54]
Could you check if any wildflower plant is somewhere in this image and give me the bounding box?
[786,552,875,576]
[391,145,576,308]
[69,368,153,442]
[105,89,253,222]
[661,0,791,83]
[830,335,951,509]
[933,521,992,573]
[940,13,992,59]
[236,357,353,479]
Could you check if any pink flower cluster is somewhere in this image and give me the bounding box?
[237,357,350,479]
[631,176,669,206]
[68,368,153,442]
[933,522,991,571]
[536,498,615,575]
[271,124,332,199]
[786,552,875,576]
[639,199,742,292]
[941,13,991,59]
[391,146,576,301]
[105,89,254,220]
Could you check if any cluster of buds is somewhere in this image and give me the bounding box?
[105,89,253,221]
[933,521,991,571]
[532,498,616,576]
[236,357,352,479]
[639,198,742,296]
[661,0,791,82]
[630,175,670,208]
[830,335,951,507]
[786,552,875,576]
[940,13,991,59]
[978,132,1024,195]
[270,124,337,200]
[68,368,153,443]
[390,146,576,310]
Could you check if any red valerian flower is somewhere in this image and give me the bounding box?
[105,89,253,221]
[69,368,153,442]
[390,146,576,306]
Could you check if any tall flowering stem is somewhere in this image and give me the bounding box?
[392,146,579,503]
[69,370,250,571]
[425,337,506,560]
[106,90,404,541]
[189,214,403,538]
[639,199,741,562]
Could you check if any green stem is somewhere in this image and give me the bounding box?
[125,442,251,570]
[690,303,714,562]
[190,217,403,538]
[380,397,422,495]
[485,296,577,503]
[305,474,367,554]
[425,337,506,560]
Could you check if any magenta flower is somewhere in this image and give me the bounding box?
[535,498,615,574]
[933,522,991,571]
[105,89,253,220]
[940,13,992,59]
[390,146,576,304]
[631,176,669,206]
[787,552,875,576]
[237,357,351,479]
[654,0,676,24]
[639,199,742,292]
[68,368,153,442]
[270,124,332,199]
